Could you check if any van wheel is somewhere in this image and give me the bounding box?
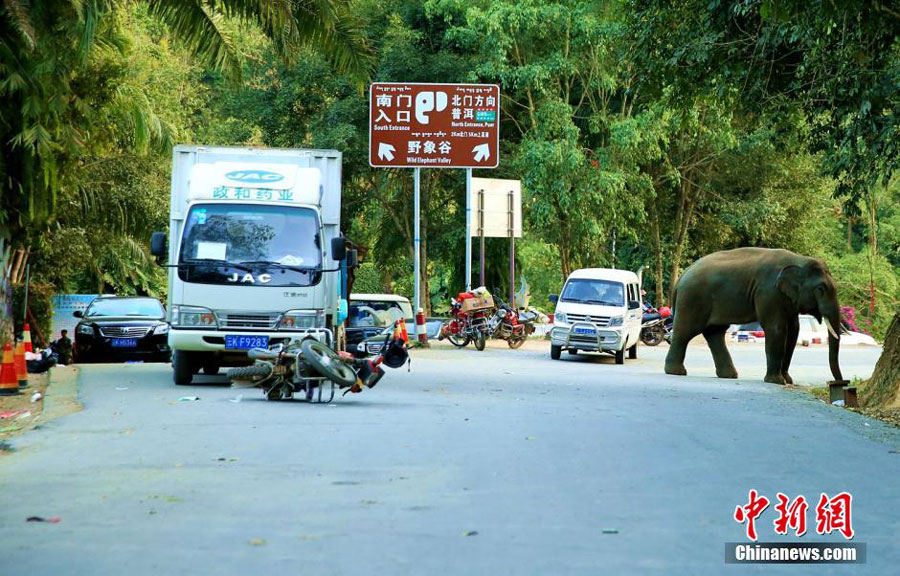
[173,350,193,385]
[550,345,561,360]
[615,348,625,365]
[628,343,638,359]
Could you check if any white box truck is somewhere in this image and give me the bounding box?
[150,145,352,385]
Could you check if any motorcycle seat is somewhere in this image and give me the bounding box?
[642,312,661,322]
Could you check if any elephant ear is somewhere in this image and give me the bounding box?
[776,266,803,307]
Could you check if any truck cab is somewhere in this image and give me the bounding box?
[151,146,348,385]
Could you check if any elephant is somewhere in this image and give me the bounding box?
[664,247,844,385]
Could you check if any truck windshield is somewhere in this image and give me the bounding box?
[177,204,322,287]
[560,279,625,306]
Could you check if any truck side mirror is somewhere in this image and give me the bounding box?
[629,300,641,310]
[346,249,359,269]
[331,237,347,261]
[150,232,167,258]
[548,294,559,304]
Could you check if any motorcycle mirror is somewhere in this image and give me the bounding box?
[548,294,559,304]
[629,300,641,310]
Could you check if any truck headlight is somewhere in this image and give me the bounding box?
[608,315,624,327]
[279,310,326,330]
[153,324,170,335]
[171,305,216,328]
[555,312,567,325]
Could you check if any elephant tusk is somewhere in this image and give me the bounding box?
[823,317,840,340]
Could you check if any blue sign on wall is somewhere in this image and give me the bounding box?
[52,294,99,339]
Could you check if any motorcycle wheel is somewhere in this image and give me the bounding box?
[301,340,358,387]
[507,335,526,349]
[474,333,487,351]
[447,331,470,348]
[641,326,663,347]
[227,363,273,384]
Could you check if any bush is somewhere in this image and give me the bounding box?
[12,281,54,347]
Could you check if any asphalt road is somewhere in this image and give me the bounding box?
[1,340,897,575]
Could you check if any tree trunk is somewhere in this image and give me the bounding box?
[860,313,900,409]
[649,200,664,305]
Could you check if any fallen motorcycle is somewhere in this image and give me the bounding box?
[227,324,409,402]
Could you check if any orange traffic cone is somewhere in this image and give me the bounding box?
[399,318,409,344]
[0,343,20,396]
[22,324,33,353]
[14,340,28,388]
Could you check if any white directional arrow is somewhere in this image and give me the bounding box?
[377,142,395,162]
[472,143,491,162]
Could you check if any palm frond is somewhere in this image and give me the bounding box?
[2,0,36,50]
[148,0,244,79]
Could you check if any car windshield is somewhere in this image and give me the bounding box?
[349,300,411,328]
[560,279,625,306]
[178,204,322,286]
[86,298,164,318]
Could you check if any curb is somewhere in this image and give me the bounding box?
[42,365,81,423]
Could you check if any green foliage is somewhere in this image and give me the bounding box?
[12,281,54,346]
[352,262,385,294]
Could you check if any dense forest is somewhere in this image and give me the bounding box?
[1,0,898,344]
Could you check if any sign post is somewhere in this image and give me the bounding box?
[470,178,522,307]
[465,168,473,291]
[413,167,421,331]
[369,83,501,335]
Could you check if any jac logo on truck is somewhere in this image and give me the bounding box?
[224,170,284,184]
[228,273,272,284]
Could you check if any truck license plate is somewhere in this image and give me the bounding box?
[111,338,138,348]
[225,335,269,350]
[573,327,596,335]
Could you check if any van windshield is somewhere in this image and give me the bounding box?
[561,279,625,306]
[177,203,322,287]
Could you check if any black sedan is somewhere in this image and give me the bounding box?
[74,296,171,363]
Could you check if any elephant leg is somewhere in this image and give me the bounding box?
[703,325,738,379]
[781,316,799,385]
[763,322,787,385]
[665,317,704,376]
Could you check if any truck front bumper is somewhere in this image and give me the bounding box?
[551,323,623,352]
[169,328,333,352]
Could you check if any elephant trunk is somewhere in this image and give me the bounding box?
[821,305,844,382]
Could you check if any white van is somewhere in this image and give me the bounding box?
[548,268,643,363]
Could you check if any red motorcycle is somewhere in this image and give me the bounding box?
[439,290,494,351]
[486,295,536,349]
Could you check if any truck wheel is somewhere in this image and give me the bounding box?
[628,343,638,359]
[550,344,562,360]
[202,360,219,375]
[615,348,625,365]
[173,350,193,385]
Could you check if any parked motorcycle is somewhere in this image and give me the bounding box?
[486,295,536,349]
[641,302,673,346]
[227,323,409,402]
[439,288,494,350]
